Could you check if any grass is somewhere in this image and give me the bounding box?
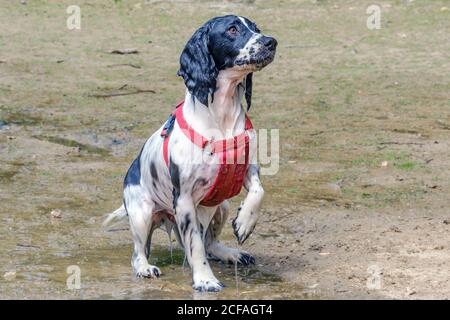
[396,161,418,170]
[350,150,423,171]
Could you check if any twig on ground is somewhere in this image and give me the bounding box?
[107,63,141,69]
[310,130,325,136]
[109,48,139,55]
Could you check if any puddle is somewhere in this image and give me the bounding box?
[0,109,307,299]
[1,222,308,299]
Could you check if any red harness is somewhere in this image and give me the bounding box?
[161,101,254,207]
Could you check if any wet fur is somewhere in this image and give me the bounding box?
[105,15,276,292]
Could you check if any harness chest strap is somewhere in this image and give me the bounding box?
[161,101,254,207]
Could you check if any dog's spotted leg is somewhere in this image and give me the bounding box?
[124,185,161,279]
[170,161,224,292]
[206,201,255,265]
[174,196,224,292]
[232,164,264,244]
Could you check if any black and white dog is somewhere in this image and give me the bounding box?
[104,15,277,292]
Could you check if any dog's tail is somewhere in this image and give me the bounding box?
[102,204,128,227]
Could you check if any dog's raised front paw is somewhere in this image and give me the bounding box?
[135,264,161,279]
[232,212,257,245]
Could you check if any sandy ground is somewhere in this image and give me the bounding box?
[0,0,449,299]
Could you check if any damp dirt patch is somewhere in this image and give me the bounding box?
[32,135,111,156]
[0,111,46,127]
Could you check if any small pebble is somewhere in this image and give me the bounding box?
[51,209,62,219]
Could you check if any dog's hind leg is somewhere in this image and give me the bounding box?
[206,201,255,265]
[124,185,161,278]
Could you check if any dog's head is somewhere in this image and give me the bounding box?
[177,15,277,109]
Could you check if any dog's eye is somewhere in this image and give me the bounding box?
[228,26,238,35]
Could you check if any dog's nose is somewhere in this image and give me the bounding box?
[262,36,277,50]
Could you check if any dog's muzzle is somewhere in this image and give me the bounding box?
[235,35,278,70]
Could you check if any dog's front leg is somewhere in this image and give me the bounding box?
[174,194,225,292]
[232,164,264,244]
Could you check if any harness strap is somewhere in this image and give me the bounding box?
[162,101,254,166]
[162,100,183,166]
[161,100,254,207]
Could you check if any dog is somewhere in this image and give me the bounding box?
[104,15,277,292]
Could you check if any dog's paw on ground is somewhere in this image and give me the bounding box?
[192,276,225,292]
[135,264,161,279]
[237,252,255,265]
[207,246,255,265]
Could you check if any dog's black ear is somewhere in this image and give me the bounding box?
[177,23,217,106]
[245,73,253,111]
